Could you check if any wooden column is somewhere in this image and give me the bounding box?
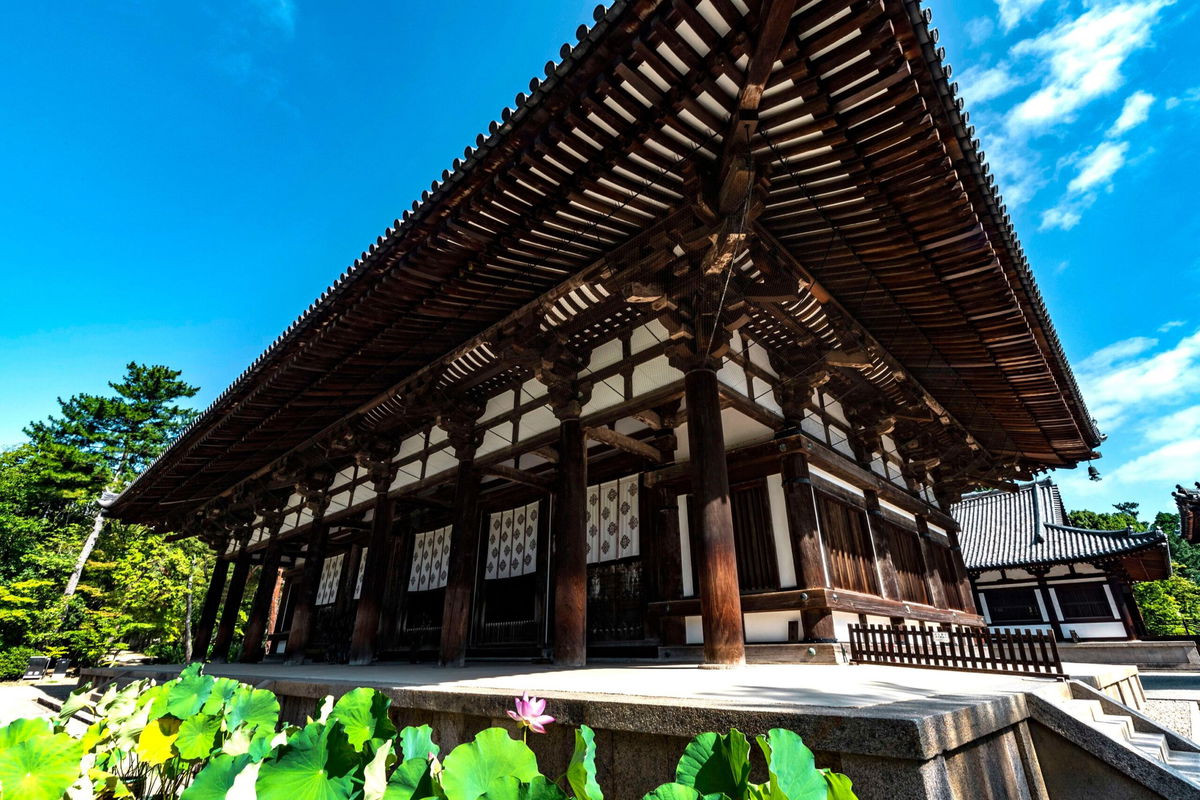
[350,482,398,665]
[946,526,978,615]
[683,364,745,667]
[211,535,253,663]
[779,450,836,642]
[864,491,901,601]
[284,519,329,664]
[654,486,686,646]
[192,556,229,660]
[440,421,482,667]
[240,543,281,663]
[915,516,948,610]
[552,414,588,666]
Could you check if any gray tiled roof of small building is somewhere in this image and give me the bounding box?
[951,480,1167,570]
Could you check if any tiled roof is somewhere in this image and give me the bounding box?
[951,480,1168,570]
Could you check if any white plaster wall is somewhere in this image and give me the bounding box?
[744,611,804,643]
[809,465,863,496]
[766,474,797,588]
[679,502,694,597]
[685,615,703,644]
[631,354,675,397]
[832,610,860,641]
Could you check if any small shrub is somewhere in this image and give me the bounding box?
[0,646,41,680]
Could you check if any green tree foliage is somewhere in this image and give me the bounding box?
[24,362,199,483]
[1067,501,1200,636]
[0,362,212,665]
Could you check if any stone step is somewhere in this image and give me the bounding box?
[1127,731,1172,763]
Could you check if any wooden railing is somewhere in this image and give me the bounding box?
[848,624,1065,677]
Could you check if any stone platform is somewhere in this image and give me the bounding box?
[79,660,1164,800]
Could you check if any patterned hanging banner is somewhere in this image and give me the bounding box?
[316,553,345,606]
[407,526,451,592]
[486,500,540,580]
[585,474,641,564]
[353,546,369,599]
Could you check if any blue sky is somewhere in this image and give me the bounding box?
[1,1,1197,518]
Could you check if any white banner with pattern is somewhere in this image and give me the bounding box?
[316,552,344,606]
[586,474,640,564]
[485,501,540,580]
[408,527,451,592]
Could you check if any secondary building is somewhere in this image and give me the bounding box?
[108,0,1102,668]
[954,480,1169,641]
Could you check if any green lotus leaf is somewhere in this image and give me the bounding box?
[87,767,132,798]
[228,686,281,734]
[58,683,94,726]
[481,775,520,800]
[167,664,215,718]
[440,728,540,800]
[176,714,222,760]
[256,721,357,800]
[521,776,569,800]
[310,696,334,725]
[822,770,857,799]
[202,677,242,716]
[180,753,254,800]
[136,716,182,766]
[382,757,435,800]
[398,724,439,763]
[566,725,603,800]
[363,738,395,800]
[640,783,729,800]
[755,729,826,800]
[676,731,750,800]
[0,719,84,800]
[330,688,397,752]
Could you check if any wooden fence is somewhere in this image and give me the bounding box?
[848,624,1065,677]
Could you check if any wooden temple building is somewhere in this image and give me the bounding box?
[1175,483,1200,543]
[108,0,1103,668]
[953,481,1169,642]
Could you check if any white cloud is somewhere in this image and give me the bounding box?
[957,65,1022,106]
[1068,140,1130,193]
[1040,205,1083,231]
[996,0,1051,32]
[1110,91,1155,135]
[1159,320,1186,333]
[1144,405,1200,442]
[1166,87,1200,110]
[1076,330,1200,430]
[1007,1,1172,134]
[966,17,996,46]
[1108,438,1200,484]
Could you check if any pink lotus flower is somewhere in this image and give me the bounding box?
[507,691,555,734]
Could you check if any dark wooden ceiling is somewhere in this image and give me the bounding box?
[112,0,1101,524]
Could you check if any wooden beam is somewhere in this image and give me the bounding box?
[739,0,799,114]
[583,426,664,463]
[483,463,553,492]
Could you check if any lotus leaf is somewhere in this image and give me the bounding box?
[381,757,435,800]
[398,724,439,763]
[256,722,357,800]
[676,731,750,799]
[228,685,281,734]
[167,664,215,718]
[136,716,182,766]
[330,687,397,752]
[566,725,602,800]
[180,753,254,800]
[754,729,826,800]
[440,728,540,800]
[0,718,84,800]
[176,714,222,760]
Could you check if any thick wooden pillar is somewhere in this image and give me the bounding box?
[192,556,229,660]
[864,491,901,601]
[552,415,588,666]
[440,440,482,667]
[915,516,948,610]
[683,365,745,667]
[284,518,329,664]
[654,486,687,646]
[211,538,253,662]
[779,450,836,641]
[350,489,397,665]
[946,526,978,614]
[240,543,281,663]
